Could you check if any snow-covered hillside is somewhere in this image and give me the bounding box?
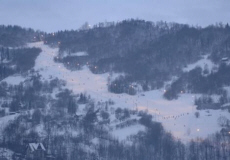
[13,41,228,142]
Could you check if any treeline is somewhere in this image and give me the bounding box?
[0,47,41,80]
[108,76,137,95]
[45,20,230,93]
[0,74,66,116]
[0,25,43,47]
[164,64,230,101]
[3,101,230,160]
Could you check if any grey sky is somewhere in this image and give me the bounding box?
[0,0,230,32]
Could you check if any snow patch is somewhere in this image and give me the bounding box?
[0,114,19,134]
[183,55,217,73]
[61,51,88,58]
[2,74,25,85]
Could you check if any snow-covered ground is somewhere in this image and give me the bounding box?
[2,74,25,85]
[61,51,89,58]
[4,42,229,142]
[183,55,217,73]
[0,114,19,134]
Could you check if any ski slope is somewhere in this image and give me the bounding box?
[25,42,230,142]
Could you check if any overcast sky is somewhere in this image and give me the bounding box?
[0,0,230,32]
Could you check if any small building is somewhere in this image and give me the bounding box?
[25,143,46,160]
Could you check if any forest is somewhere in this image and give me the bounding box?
[45,20,230,95]
[0,21,230,160]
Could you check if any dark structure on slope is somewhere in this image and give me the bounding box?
[25,143,46,160]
